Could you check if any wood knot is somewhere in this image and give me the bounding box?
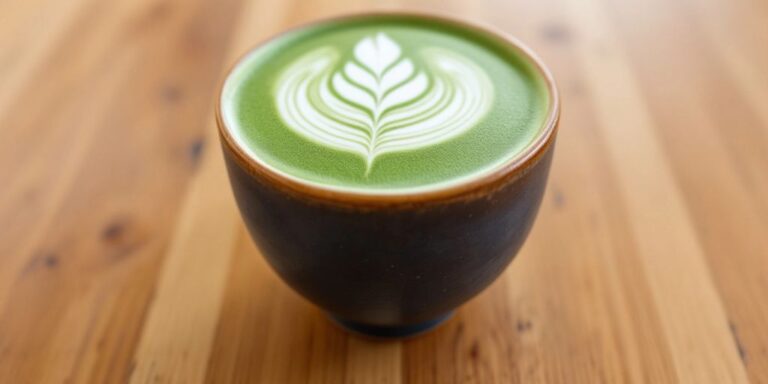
[553,188,566,209]
[540,24,571,43]
[22,251,60,275]
[188,137,205,166]
[516,319,533,333]
[100,217,146,261]
[161,84,184,104]
[44,254,59,268]
[469,341,480,360]
[102,219,128,242]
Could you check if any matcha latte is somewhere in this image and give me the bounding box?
[220,15,552,194]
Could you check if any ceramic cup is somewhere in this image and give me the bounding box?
[217,13,560,338]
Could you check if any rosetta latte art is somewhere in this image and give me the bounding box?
[275,32,494,174]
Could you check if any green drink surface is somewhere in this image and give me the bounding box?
[221,14,551,193]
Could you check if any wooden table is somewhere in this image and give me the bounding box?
[1,0,767,382]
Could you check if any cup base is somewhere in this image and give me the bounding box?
[330,312,454,339]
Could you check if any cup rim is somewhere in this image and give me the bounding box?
[217,11,561,207]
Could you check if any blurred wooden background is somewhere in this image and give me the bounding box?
[1,0,767,382]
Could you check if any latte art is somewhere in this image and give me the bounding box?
[221,15,549,192]
[275,33,494,174]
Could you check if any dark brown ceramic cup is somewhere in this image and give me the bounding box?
[217,13,560,338]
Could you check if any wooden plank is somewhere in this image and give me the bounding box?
[0,0,90,117]
[203,227,349,384]
[0,0,243,382]
[128,0,292,382]
[560,0,750,382]
[344,338,402,384]
[597,0,768,380]
[0,0,151,313]
[127,144,240,383]
[202,228,282,383]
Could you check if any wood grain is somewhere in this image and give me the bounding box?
[0,0,766,382]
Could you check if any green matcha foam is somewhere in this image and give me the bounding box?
[221,14,551,194]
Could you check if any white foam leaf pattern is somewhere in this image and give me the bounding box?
[275,33,494,174]
[354,32,401,77]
